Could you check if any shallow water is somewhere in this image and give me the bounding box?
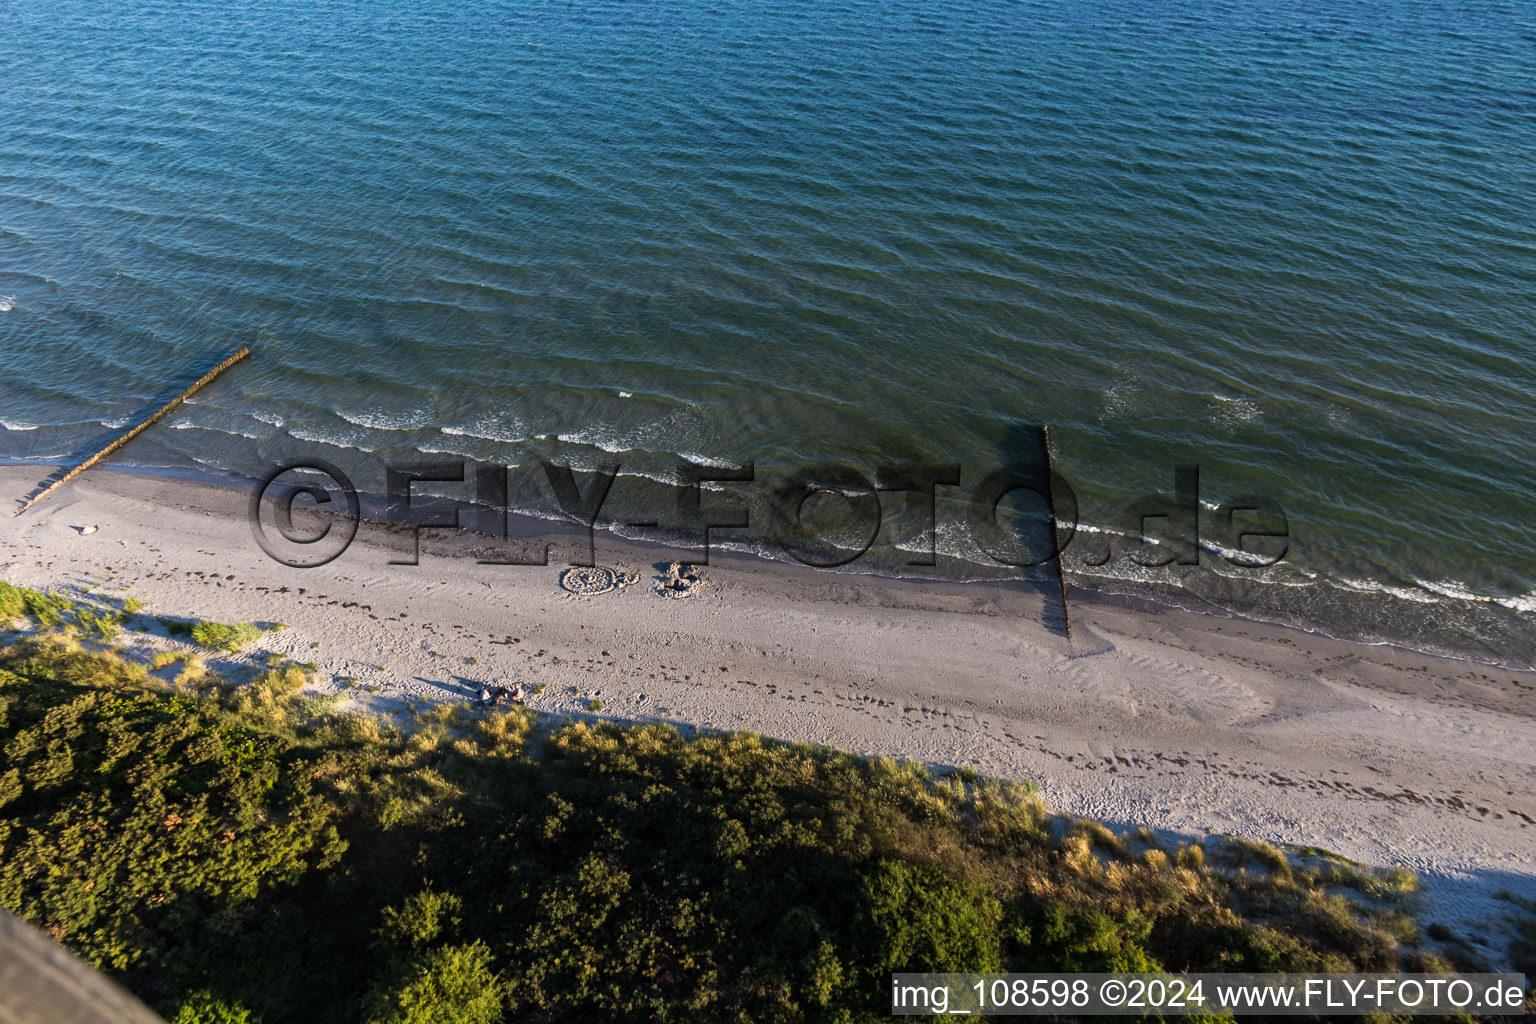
[2,0,1533,664]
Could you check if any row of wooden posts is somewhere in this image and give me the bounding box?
[15,346,250,515]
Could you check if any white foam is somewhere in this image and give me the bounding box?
[335,408,433,431]
[286,425,381,453]
[1099,380,1140,420]
[169,421,264,440]
[548,425,741,472]
[1210,394,1260,428]
[555,429,630,455]
[1332,577,1440,604]
[1413,578,1488,602]
[1497,592,1536,613]
[441,415,527,444]
[99,418,131,429]
[676,450,740,470]
[1073,521,1138,539]
[0,419,39,431]
[0,296,15,312]
[618,391,633,398]
[1199,538,1272,566]
[417,443,481,458]
[1411,578,1536,614]
[611,465,693,488]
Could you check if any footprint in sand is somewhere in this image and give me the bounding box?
[1061,651,1268,726]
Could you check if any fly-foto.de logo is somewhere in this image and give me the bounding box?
[248,453,1288,574]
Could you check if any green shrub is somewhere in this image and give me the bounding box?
[376,889,463,951]
[0,640,341,935]
[0,582,73,626]
[0,582,23,622]
[366,943,503,1024]
[850,859,1003,977]
[1017,903,1158,972]
[73,607,124,641]
[0,638,1446,1024]
[190,621,266,652]
[169,990,256,1024]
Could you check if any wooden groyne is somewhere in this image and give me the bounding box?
[1040,423,1072,640]
[16,346,251,515]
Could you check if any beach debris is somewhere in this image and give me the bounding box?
[559,566,640,597]
[78,525,98,535]
[654,562,711,599]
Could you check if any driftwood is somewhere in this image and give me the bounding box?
[16,346,251,515]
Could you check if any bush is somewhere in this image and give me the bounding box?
[0,582,23,622]
[0,639,1449,1024]
[1016,903,1159,972]
[189,621,266,652]
[74,607,124,642]
[852,859,1002,978]
[169,991,256,1024]
[0,582,73,627]
[0,639,344,982]
[376,889,462,951]
[366,943,503,1024]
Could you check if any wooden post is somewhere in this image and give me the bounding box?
[1041,423,1072,640]
[16,346,251,515]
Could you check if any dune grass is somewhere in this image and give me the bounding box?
[189,620,267,652]
[0,637,1513,1024]
[152,615,271,653]
[0,581,75,628]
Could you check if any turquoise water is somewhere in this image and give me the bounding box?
[2,0,1534,664]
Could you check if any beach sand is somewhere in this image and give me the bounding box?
[3,464,1532,962]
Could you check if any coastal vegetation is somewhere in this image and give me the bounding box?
[0,632,1523,1023]
[157,617,280,653]
[0,581,75,628]
[0,581,278,654]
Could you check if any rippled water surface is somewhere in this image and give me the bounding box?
[2,0,1534,662]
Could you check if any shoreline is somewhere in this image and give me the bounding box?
[2,463,1534,962]
[10,453,1532,673]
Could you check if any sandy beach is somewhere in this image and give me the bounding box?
[2,464,1532,964]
